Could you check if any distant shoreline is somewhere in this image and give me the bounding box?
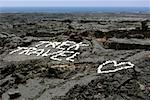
[0,7,149,14]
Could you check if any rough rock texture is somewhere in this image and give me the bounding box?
[106,38,150,50]
[0,13,150,100]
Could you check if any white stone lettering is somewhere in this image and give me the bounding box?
[56,41,74,50]
[50,51,74,61]
[9,47,28,54]
[67,42,89,50]
[19,47,37,55]
[27,48,45,56]
[66,52,80,62]
[9,41,89,62]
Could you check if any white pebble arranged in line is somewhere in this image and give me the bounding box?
[97,60,134,74]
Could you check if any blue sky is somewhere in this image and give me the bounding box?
[0,0,149,7]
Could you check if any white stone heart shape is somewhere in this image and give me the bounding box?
[97,60,134,74]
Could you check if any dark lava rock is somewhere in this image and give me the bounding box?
[62,19,72,23]
[61,64,150,100]
[8,91,21,99]
[63,73,138,99]
[28,30,55,37]
[69,33,83,43]
[0,32,23,49]
[94,30,105,38]
[47,68,63,78]
[127,34,145,39]
[0,13,150,100]
[79,30,91,37]
[12,73,26,84]
[0,63,16,79]
[0,77,15,96]
[0,32,9,39]
[106,38,150,50]
[141,21,148,31]
[92,40,105,54]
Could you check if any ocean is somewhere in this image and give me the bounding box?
[0,7,149,13]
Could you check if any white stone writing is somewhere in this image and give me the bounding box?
[9,41,89,62]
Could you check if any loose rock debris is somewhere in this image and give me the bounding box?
[8,91,21,99]
[0,13,150,100]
